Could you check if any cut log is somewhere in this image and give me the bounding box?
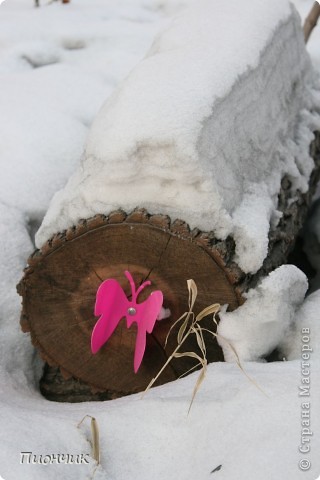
[17,132,320,402]
[19,213,240,397]
[17,1,320,401]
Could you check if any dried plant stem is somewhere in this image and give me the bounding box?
[143,279,265,412]
[142,316,192,396]
[143,280,220,412]
[91,418,100,464]
[77,415,100,464]
[213,332,268,397]
[304,2,320,43]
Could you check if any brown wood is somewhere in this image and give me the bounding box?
[18,217,240,396]
[17,132,320,402]
[304,2,320,43]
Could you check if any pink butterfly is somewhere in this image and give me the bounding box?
[91,271,163,373]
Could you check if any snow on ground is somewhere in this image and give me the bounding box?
[0,1,320,480]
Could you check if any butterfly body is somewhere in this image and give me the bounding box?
[91,271,163,372]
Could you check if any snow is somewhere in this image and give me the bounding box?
[0,1,320,480]
[282,289,320,361]
[0,0,166,221]
[217,265,308,362]
[36,0,320,275]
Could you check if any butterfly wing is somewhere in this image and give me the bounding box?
[91,279,128,354]
[133,291,163,373]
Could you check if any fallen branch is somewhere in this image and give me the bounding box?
[304,1,320,43]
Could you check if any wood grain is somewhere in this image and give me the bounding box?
[20,221,239,395]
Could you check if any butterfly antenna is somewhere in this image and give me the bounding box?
[136,279,151,299]
[125,270,151,301]
[125,270,137,301]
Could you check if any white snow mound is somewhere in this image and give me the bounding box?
[280,288,320,361]
[36,0,320,275]
[217,265,308,362]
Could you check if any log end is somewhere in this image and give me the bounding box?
[18,212,241,400]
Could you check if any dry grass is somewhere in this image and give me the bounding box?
[143,279,219,413]
[77,415,100,464]
[144,279,265,412]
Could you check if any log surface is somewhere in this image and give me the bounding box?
[18,215,241,395]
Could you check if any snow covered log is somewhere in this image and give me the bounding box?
[18,0,320,401]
